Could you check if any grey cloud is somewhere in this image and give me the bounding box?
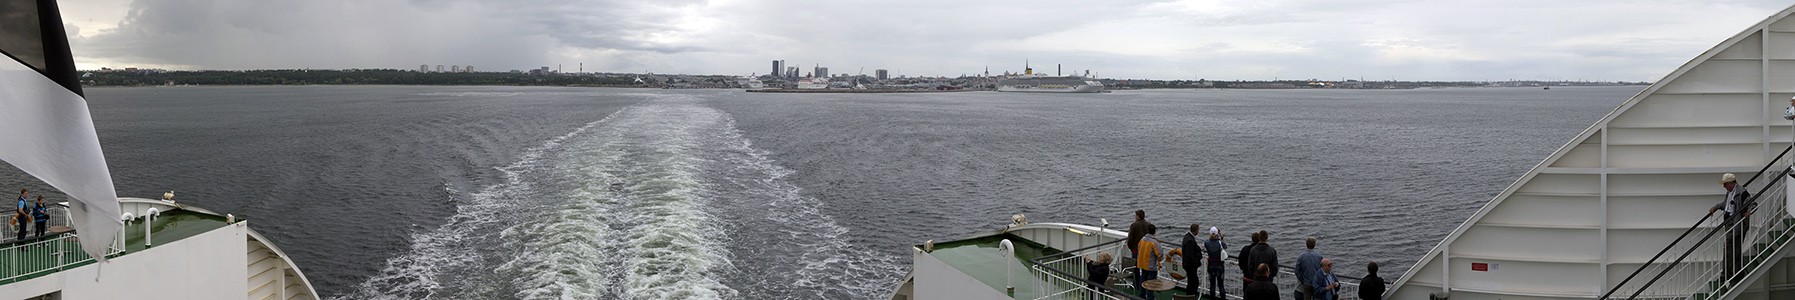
[61,0,1795,80]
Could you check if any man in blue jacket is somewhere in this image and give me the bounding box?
[1312,258,1340,300]
[1296,237,1324,300]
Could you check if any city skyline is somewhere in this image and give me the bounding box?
[59,0,1791,81]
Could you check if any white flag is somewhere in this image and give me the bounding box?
[0,0,123,262]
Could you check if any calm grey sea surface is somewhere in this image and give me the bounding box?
[0,85,1636,299]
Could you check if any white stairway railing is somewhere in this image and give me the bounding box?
[1605,148,1795,300]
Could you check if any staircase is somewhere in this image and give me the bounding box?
[1603,147,1795,300]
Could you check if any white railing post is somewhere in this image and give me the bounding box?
[144,214,152,247]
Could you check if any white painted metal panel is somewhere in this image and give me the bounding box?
[1656,60,1762,94]
[1389,5,1795,299]
[1605,195,1724,229]
[1611,94,1762,128]
[1554,145,1603,168]
[1452,226,1601,263]
[1719,32,1765,59]
[1480,195,1600,228]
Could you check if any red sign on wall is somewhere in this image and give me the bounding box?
[1471,262,1489,272]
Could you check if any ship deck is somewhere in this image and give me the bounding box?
[0,208,231,284]
[927,233,1223,300]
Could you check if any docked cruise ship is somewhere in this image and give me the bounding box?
[997,75,1105,93]
[894,4,1795,300]
[0,1,320,299]
[996,64,1104,93]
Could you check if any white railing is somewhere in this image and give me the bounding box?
[1030,235,1378,300]
[1607,152,1795,300]
[1030,240,1131,300]
[1,206,70,244]
[0,231,125,284]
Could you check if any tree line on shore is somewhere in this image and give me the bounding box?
[81,69,651,87]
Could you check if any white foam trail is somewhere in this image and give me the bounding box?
[345,92,894,299]
[498,95,738,300]
[341,108,625,300]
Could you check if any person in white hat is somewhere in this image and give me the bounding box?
[1708,173,1753,276]
[1203,226,1229,299]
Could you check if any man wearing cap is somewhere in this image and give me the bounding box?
[1708,173,1754,276]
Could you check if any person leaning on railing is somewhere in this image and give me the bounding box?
[1085,252,1113,299]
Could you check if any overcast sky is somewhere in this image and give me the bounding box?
[56,0,1792,81]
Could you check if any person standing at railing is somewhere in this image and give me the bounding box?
[31,196,48,238]
[1708,173,1754,277]
[1239,233,1257,287]
[1127,210,1152,260]
[1359,262,1386,300]
[1136,225,1169,300]
[1248,230,1279,281]
[1085,252,1113,299]
[1296,237,1324,300]
[1205,227,1229,299]
[1312,258,1339,300]
[1178,223,1206,296]
[14,189,29,241]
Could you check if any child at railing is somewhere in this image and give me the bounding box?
[1086,252,1113,299]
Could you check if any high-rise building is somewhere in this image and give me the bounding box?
[464,65,473,73]
[875,69,889,80]
[451,65,460,72]
[786,67,799,79]
[419,64,429,72]
[436,65,444,72]
[772,60,784,76]
[815,67,828,78]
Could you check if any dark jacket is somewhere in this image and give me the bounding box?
[1086,260,1111,288]
[1238,244,1256,277]
[1181,232,1204,269]
[1359,273,1387,300]
[1128,219,1152,255]
[1712,188,1755,222]
[1248,243,1279,278]
[1244,276,1280,300]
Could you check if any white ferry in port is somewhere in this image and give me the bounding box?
[0,1,319,299]
[894,4,1795,300]
[997,65,1104,93]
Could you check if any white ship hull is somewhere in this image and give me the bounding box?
[997,85,1104,93]
[996,76,1105,93]
[0,198,319,300]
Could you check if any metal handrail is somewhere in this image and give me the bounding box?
[1027,238,1144,300]
[0,231,125,284]
[1029,233,1381,300]
[1602,145,1795,299]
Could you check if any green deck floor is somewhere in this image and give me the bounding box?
[0,209,230,284]
[928,233,1222,300]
